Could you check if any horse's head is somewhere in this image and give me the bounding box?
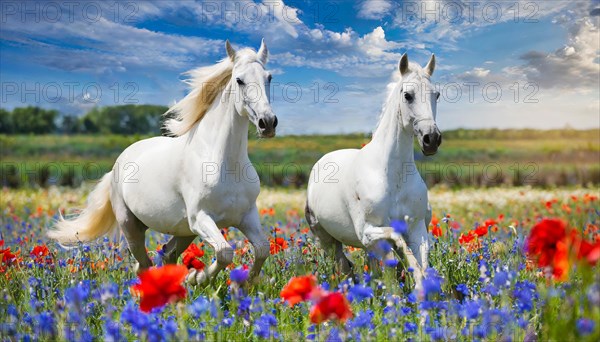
[226,39,278,138]
[397,53,442,156]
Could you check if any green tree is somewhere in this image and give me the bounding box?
[11,107,57,134]
[0,108,14,134]
[79,105,168,134]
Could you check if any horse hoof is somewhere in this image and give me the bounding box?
[186,269,198,285]
[134,262,150,275]
[186,269,208,286]
[195,271,208,285]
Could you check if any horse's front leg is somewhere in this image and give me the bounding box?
[186,211,234,286]
[407,219,429,270]
[238,206,270,283]
[359,223,425,294]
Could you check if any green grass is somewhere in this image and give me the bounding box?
[1,129,599,188]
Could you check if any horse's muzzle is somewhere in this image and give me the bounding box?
[258,115,278,138]
[421,129,442,155]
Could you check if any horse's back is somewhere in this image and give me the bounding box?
[307,149,363,246]
[113,136,190,234]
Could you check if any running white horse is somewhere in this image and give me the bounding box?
[49,40,277,285]
[305,53,441,293]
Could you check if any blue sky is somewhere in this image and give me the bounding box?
[1,0,599,134]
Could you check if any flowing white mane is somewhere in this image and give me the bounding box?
[164,48,260,136]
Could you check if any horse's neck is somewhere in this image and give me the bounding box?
[371,94,415,171]
[189,87,249,164]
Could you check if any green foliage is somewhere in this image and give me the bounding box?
[1,105,169,135]
[1,130,599,188]
[80,104,169,135]
[4,106,58,134]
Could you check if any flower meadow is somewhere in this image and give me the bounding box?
[1,186,599,341]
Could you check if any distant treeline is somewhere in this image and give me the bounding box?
[0,105,169,135]
[1,106,599,141]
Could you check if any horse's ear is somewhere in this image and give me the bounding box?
[398,53,409,76]
[226,40,236,62]
[425,54,435,76]
[257,38,268,65]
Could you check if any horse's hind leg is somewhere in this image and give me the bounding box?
[305,202,354,276]
[239,207,269,282]
[112,196,151,273]
[162,235,197,264]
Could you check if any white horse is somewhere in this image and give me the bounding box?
[305,53,441,293]
[49,40,277,285]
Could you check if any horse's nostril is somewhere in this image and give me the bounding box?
[423,134,431,146]
[438,134,442,146]
[258,118,266,129]
[273,116,278,128]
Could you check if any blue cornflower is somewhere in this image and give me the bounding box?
[474,324,488,338]
[103,319,121,341]
[427,326,446,341]
[576,318,595,335]
[493,270,510,288]
[189,296,210,318]
[350,310,374,329]
[422,268,443,297]
[327,328,342,342]
[384,258,399,267]
[513,281,537,313]
[164,316,178,336]
[121,302,150,332]
[238,297,252,315]
[37,312,56,336]
[391,220,408,234]
[456,283,469,297]
[254,314,277,339]
[404,322,417,333]
[349,284,374,302]
[376,240,392,255]
[407,292,417,304]
[461,300,481,320]
[230,268,249,283]
[7,304,18,317]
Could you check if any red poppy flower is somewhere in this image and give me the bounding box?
[578,239,600,265]
[430,215,439,227]
[431,225,443,238]
[280,275,320,307]
[130,265,188,313]
[309,292,353,324]
[552,238,570,281]
[474,225,488,237]
[484,218,497,228]
[526,219,567,268]
[30,245,50,263]
[182,243,205,270]
[270,237,289,255]
[459,232,476,245]
[1,247,19,266]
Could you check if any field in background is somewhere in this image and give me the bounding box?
[1,129,599,188]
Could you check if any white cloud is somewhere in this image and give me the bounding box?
[357,0,393,20]
[1,3,223,72]
[392,0,576,50]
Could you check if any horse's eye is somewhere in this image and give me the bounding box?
[404,93,413,102]
[236,78,245,86]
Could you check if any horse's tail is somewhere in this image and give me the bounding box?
[49,172,116,245]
